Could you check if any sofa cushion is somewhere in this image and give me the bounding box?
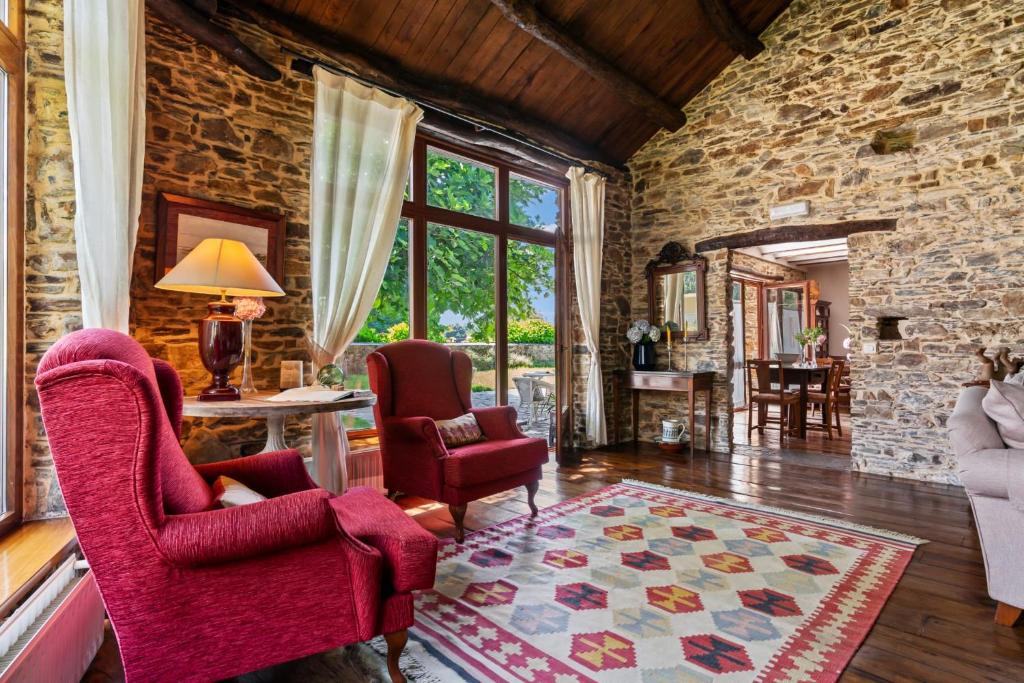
[983,380,1024,449]
[434,413,484,448]
[444,438,548,488]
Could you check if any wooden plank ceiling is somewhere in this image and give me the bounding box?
[254,0,792,166]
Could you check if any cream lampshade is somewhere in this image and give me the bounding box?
[156,238,284,401]
[155,238,285,299]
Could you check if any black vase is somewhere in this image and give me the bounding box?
[632,340,656,370]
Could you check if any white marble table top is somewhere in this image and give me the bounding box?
[182,391,376,418]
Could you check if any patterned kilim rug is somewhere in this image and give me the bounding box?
[406,480,925,682]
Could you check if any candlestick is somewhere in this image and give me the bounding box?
[682,320,689,371]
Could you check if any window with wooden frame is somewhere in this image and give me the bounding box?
[343,134,567,438]
[0,0,24,535]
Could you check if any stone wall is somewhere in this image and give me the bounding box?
[23,5,318,518]
[134,13,317,464]
[24,0,78,517]
[629,0,1024,482]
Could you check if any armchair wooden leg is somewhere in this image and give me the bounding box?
[449,503,468,543]
[526,480,539,517]
[384,629,408,683]
[995,602,1022,626]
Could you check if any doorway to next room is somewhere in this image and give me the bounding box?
[729,239,852,457]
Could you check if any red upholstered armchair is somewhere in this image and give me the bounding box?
[35,329,438,683]
[367,339,549,542]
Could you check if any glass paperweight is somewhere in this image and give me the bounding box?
[316,363,345,388]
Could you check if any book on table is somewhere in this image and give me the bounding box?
[262,387,373,403]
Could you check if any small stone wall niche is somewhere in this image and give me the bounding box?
[877,316,907,341]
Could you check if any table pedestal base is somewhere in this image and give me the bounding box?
[259,414,290,454]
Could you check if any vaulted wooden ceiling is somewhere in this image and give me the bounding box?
[242,0,793,167]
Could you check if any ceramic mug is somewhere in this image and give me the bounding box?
[662,419,682,443]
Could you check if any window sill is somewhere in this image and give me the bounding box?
[0,518,76,619]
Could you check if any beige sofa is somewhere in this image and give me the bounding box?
[948,385,1024,626]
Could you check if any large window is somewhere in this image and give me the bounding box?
[347,136,565,438]
[0,4,23,533]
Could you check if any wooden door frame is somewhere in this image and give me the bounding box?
[761,279,819,359]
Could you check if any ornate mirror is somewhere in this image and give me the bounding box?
[645,241,708,341]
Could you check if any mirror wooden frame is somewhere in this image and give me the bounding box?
[645,241,709,341]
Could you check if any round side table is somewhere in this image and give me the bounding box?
[182,391,376,453]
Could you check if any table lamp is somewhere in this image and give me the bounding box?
[156,238,284,401]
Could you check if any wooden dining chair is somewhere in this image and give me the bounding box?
[808,358,846,439]
[746,360,800,444]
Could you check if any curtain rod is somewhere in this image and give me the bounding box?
[279,46,606,177]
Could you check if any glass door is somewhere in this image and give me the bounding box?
[507,240,556,444]
[731,281,745,409]
[427,223,497,404]
[762,280,818,362]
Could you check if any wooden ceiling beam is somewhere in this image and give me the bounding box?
[487,0,686,132]
[695,219,898,253]
[231,1,622,171]
[147,0,281,81]
[696,0,765,60]
[417,109,569,177]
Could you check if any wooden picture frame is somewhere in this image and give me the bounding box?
[155,193,286,285]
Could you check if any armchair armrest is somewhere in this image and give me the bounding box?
[331,487,438,593]
[470,406,527,441]
[381,416,448,458]
[958,448,1024,510]
[158,488,335,566]
[194,449,318,497]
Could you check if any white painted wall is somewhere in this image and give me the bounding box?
[805,261,850,357]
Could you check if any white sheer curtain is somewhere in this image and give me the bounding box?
[567,167,607,446]
[310,67,422,492]
[64,0,146,332]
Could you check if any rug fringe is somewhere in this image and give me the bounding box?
[620,479,928,546]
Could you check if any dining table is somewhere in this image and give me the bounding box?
[771,364,830,439]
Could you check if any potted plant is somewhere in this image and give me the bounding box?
[794,325,826,366]
[627,319,661,370]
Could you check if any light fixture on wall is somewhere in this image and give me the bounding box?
[156,238,285,401]
[769,200,811,221]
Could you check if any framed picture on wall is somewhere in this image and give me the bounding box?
[155,193,286,285]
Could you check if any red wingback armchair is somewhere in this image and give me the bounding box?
[367,339,549,542]
[35,329,438,683]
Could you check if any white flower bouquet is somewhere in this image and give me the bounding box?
[626,319,661,344]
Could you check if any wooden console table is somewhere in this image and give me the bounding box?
[613,370,715,456]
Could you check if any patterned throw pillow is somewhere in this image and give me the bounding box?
[435,413,484,448]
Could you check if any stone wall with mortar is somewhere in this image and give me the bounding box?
[24,0,78,517]
[23,5,320,518]
[134,13,317,466]
[629,0,1024,483]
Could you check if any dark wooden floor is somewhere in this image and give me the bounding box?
[733,406,853,457]
[85,443,1023,682]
